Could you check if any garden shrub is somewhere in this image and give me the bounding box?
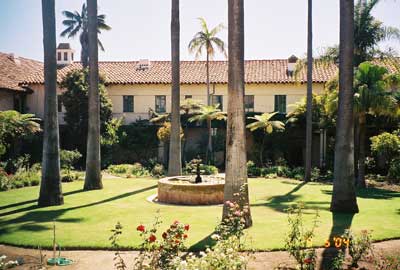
[371,132,400,172]
[184,159,218,175]
[343,229,373,268]
[247,160,261,177]
[388,158,400,184]
[151,164,165,178]
[373,253,400,270]
[311,167,320,181]
[0,168,11,191]
[131,163,150,177]
[284,203,319,270]
[108,164,133,175]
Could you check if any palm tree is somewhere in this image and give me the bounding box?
[38,0,63,206]
[223,0,252,227]
[84,0,102,190]
[188,104,226,164]
[305,0,313,182]
[168,0,181,176]
[60,3,111,68]
[188,18,226,105]
[354,62,398,187]
[180,99,203,163]
[330,0,359,213]
[246,112,285,166]
[354,0,400,66]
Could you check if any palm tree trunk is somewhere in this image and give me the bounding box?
[357,113,367,188]
[84,0,103,190]
[168,0,182,176]
[354,115,360,180]
[260,134,266,167]
[305,0,313,182]
[207,118,212,164]
[206,51,210,105]
[38,0,63,206]
[330,0,359,213]
[223,0,252,228]
[80,31,89,68]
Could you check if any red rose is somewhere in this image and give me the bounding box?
[148,234,156,242]
[136,224,145,232]
[175,239,180,244]
[184,224,190,231]
[304,258,312,264]
[183,234,188,239]
[162,232,167,239]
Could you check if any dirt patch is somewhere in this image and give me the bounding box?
[1,240,399,269]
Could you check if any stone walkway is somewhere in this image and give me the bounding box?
[1,239,399,269]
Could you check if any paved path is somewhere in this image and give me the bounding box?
[1,239,400,269]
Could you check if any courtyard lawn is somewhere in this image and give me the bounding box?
[0,177,399,251]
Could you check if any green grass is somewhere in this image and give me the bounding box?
[0,177,399,251]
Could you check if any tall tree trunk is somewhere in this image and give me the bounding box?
[223,0,252,227]
[38,0,63,206]
[206,51,210,106]
[206,118,213,164]
[357,113,367,188]
[80,31,89,68]
[168,0,182,176]
[260,135,266,167]
[330,0,359,213]
[354,115,360,180]
[305,0,313,182]
[84,0,103,190]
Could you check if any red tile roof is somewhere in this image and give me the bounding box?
[12,57,400,86]
[21,59,341,85]
[0,52,43,92]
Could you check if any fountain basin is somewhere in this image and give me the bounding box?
[157,176,225,205]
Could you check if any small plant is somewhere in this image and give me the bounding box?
[284,203,319,270]
[184,159,218,175]
[133,215,189,270]
[344,229,373,268]
[247,160,261,177]
[374,253,400,270]
[388,158,400,184]
[0,255,20,269]
[60,149,82,181]
[109,222,127,270]
[151,164,165,178]
[311,167,320,181]
[330,249,345,270]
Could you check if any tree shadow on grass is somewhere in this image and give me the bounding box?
[0,189,86,212]
[251,181,329,213]
[189,232,217,251]
[322,187,400,200]
[319,212,355,270]
[0,185,157,234]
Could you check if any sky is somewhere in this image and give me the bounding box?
[0,0,399,62]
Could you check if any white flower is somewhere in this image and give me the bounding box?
[211,234,220,241]
[199,251,206,257]
[227,248,233,253]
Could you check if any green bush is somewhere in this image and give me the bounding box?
[108,164,133,175]
[388,158,400,184]
[151,164,165,178]
[61,174,75,183]
[371,132,400,172]
[0,169,11,191]
[184,159,218,175]
[247,160,261,177]
[131,163,150,176]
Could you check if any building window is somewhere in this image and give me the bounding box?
[123,95,134,112]
[57,95,62,113]
[274,95,287,113]
[211,95,223,110]
[245,95,254,112]
[71,53,74,61]
[155,95,166,113]
[64,52,68,61]
[57,52,62,61]
[185,95,192,99]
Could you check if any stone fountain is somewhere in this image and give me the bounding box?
[157,158,225,205]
